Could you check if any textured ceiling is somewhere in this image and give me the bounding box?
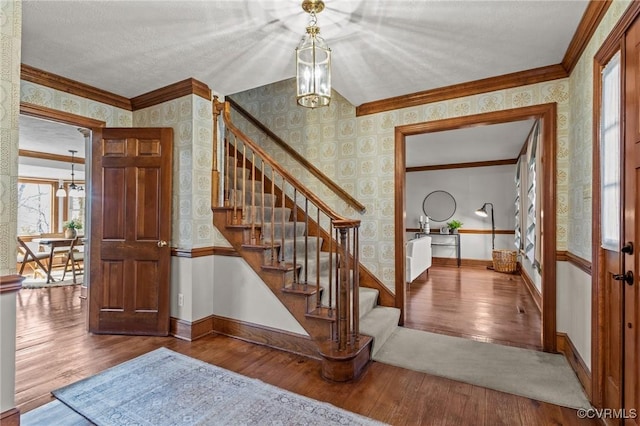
[18,0,590,178]
[21,0,589,106]
[406,120,536,168]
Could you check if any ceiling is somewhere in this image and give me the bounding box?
[406,119,536,168]
[21,0,589,105]
[18,115,86,181]
[18,1,589,178]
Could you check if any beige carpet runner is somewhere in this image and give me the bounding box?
[374,327,591,410]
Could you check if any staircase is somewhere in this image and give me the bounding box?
[212,101,399,380]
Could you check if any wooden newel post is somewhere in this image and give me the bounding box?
[337,226,349,351]
[211,96,224,208]
[334,219,360,351]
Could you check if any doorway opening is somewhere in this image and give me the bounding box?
[18,103,104,299]
[394,103,558,353]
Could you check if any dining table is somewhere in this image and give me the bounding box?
[31,237,77,283]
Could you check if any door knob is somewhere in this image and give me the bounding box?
[621,242,634,255]
[614,270,634,286]
[157,240,168,248]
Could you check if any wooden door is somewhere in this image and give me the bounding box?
[603,250,623,420]
[89,128,173,336]
[623,15,640,426]
[599,48,624,423]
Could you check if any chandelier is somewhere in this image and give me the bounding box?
[67,149,85,198]
[296,0,331,108]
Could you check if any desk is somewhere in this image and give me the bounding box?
[416,232,461,267]
[32,238,76,283]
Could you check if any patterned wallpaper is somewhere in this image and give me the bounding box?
[15,82,214,251]
[0,0,21,276]
[133,95,214,250]
[231,78,570,290]
[568,0,631,261]
[20,81,132,127]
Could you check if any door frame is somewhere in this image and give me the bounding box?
[19,102,105,317]
[591,1,640,410]
[394,103,557,352]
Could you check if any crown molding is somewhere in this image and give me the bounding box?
[21,64,132,111]
[20,65,212,112]
[131,78,212,110]
[562,0,612,73]
[406,158,517,173]
[356,64,568,116]
[19,149,85,164]
[356,0,611,116]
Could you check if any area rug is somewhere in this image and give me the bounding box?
[373,327,591,410]
[51,347,385,426]
[21,400,91,426]
[21,270,81,289]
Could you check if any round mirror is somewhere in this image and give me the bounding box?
[422,190,456,222]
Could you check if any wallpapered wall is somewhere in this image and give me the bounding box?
[568,0,632,260]
[230,78,570,290]
[0,0,22,277]
[14,84,213,251]
[20,82,132,127]
[133,95,214,250]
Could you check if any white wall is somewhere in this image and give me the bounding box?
[556,261,592,369]
[213,256,308,336]
[0,293,17,413]
[406,165,517,260]
[171,256,215,322]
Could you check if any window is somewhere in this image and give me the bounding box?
[514,120,541,269]
[67,192,86,228]
[601,51,621,252]
[17,181,53,235]
[514,158,522,250]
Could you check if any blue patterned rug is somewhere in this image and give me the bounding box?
[45,347,384,426]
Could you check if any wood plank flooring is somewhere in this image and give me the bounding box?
[405,265,542,350]
[13,284,595,425]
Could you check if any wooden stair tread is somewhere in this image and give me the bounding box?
[282,283,319,296]
[261,262,301,273]
[306,307,337,322]
[316,335,373,360]
[242,242,280,251]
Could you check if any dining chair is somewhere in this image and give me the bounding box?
[61,238,84,284]
[17,236,50,278]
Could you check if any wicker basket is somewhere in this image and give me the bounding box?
[492,249,518,273]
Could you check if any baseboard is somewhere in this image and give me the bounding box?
[432,257,493,268]
[0,407,20,426]
[170,314,320,360]
[212,315,320,360]
[519,265,542,313]
[170,316,215,341]
[556,332,592,400]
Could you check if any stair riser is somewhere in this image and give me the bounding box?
[262,222,307,239]
[242,207,291,224]
[228,189,276,207]
[270,239,323,261]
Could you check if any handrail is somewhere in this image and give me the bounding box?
[219,98,362,353]
[222,101,350,223]
[226,97,366,214]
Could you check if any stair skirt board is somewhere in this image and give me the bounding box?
[219,159,400,377]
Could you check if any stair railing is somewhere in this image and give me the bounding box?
[219,100,361,351]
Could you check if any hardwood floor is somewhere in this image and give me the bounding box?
[405,265,542,351]
[13,285,595,425]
